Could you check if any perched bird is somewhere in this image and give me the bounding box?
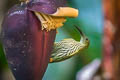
[49,26,90,63]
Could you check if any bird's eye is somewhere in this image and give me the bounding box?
[86,38,88,41]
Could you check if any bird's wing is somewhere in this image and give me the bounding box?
[51,39,76,56]
[50,38,79,62]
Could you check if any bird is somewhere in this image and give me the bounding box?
[49,25,90,63]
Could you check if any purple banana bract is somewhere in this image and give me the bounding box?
[1,0,67,79]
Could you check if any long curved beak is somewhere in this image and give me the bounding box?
[74,25,85,37]
[74,25,87,43]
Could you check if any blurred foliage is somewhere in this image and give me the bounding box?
[43,0,103,80]
[0,41,8,70]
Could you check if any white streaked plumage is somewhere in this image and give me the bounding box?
[49,26,89,63]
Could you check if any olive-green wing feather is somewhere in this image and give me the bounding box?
[49,38,83,63]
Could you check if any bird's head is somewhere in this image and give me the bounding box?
[83,36,89,48]
[74,25,90,48]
